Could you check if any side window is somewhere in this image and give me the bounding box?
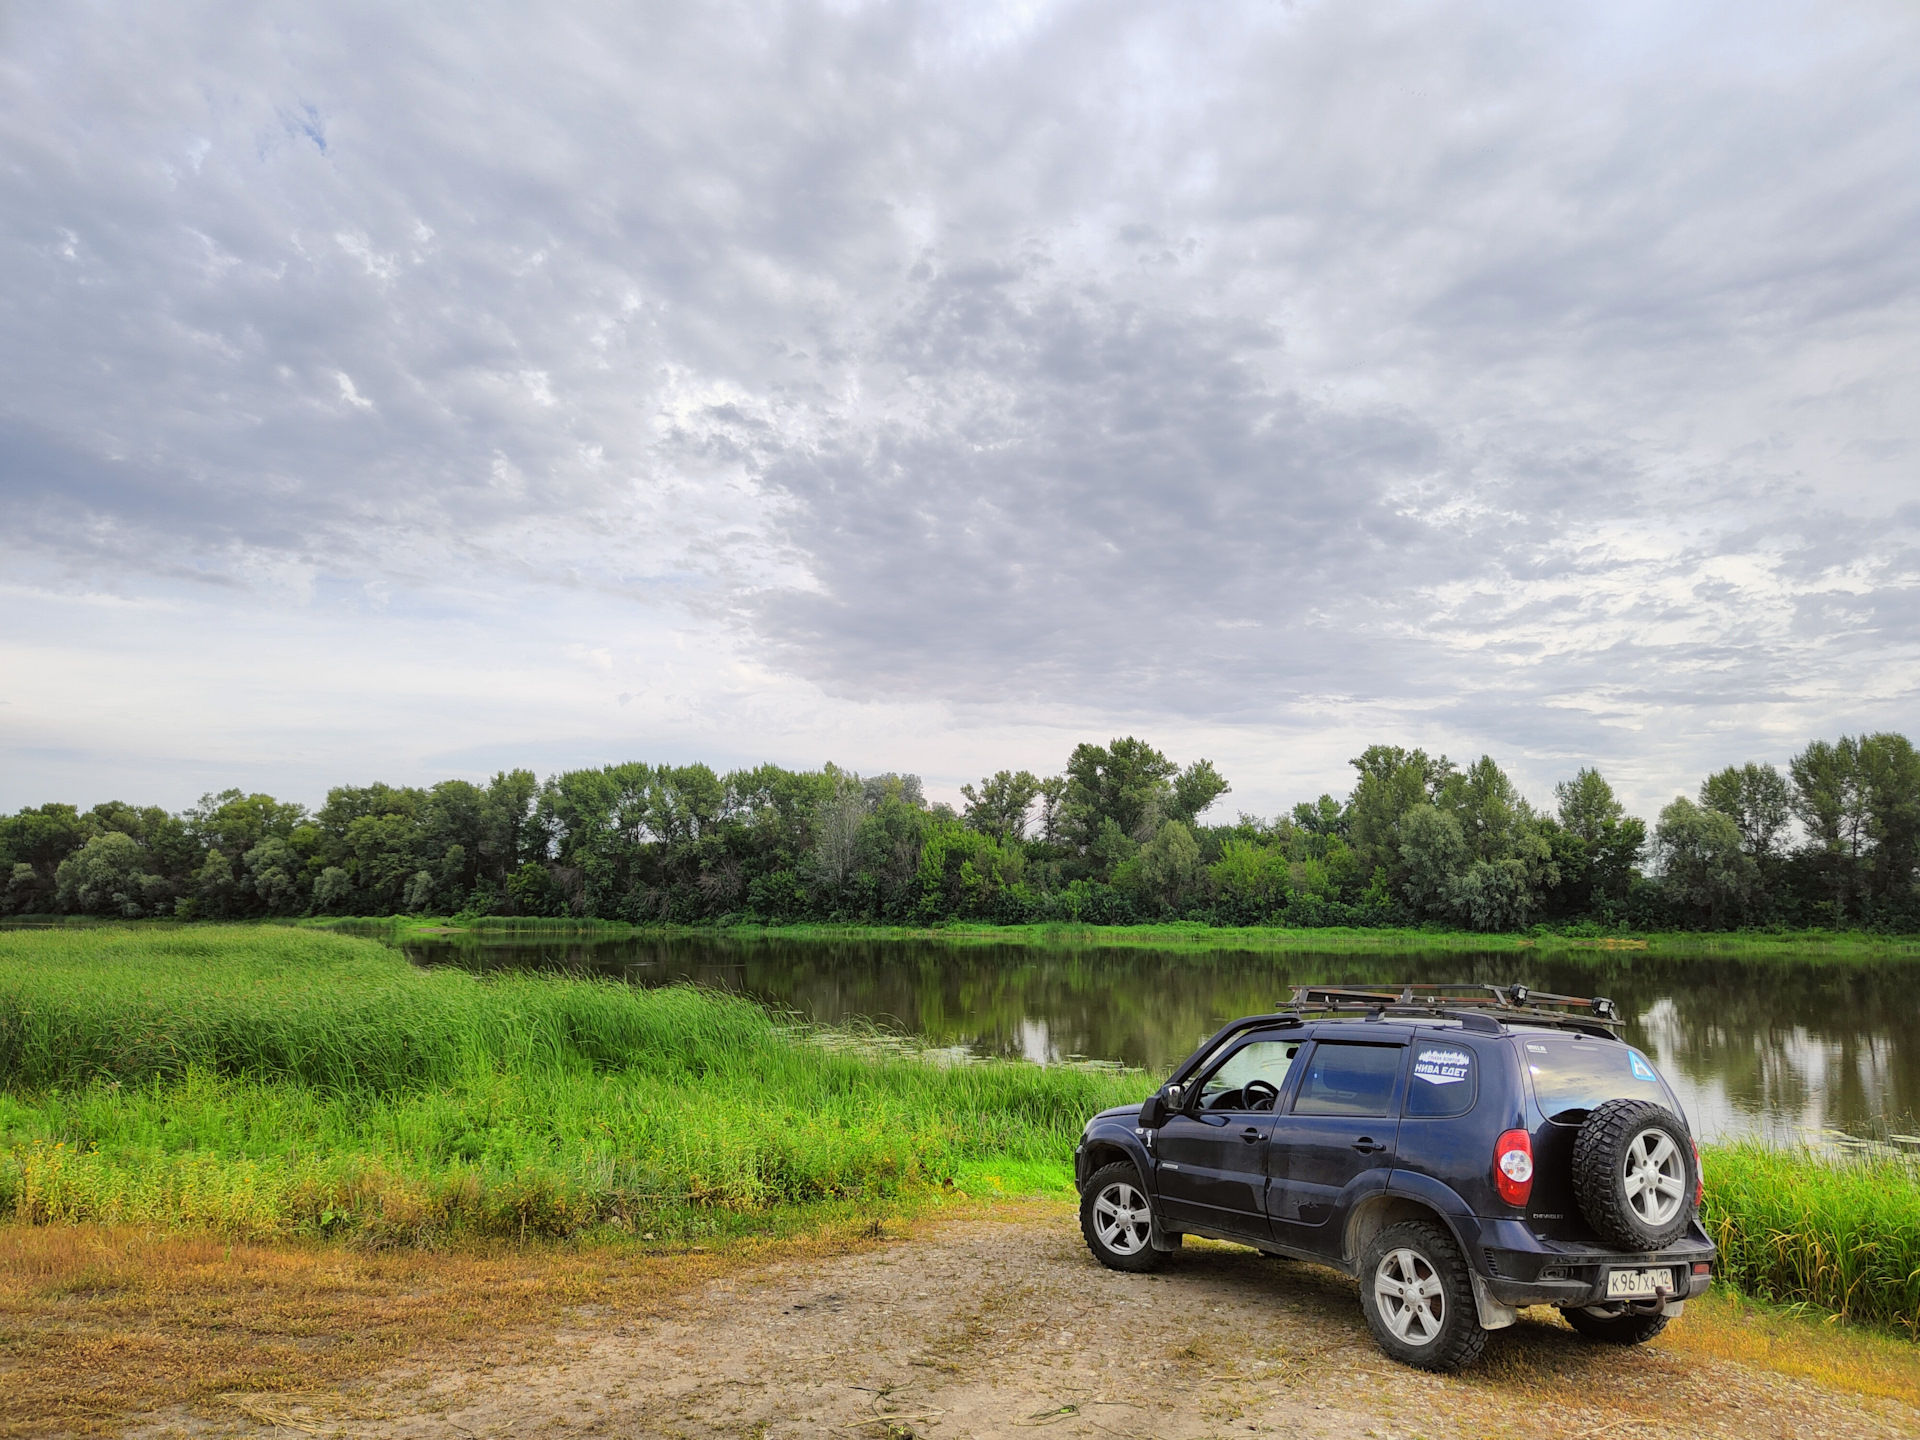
[1405,1042,1478,1117]
[1197,1041,1300,1111]
[1291,1043,1404,1116]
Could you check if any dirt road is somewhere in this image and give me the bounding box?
[145,1208,1917,1440]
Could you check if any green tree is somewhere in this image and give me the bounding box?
[54,831,170,916]
[242,837,306,914]
[1437,756,1529,862]
[1209,837,1292,917]
[1857,733,1920,919]
[1171,760,1230,826]
[1059,738,1227,879]
[1290,794,1347,839]
[480,769,539,882]
[810,770,866,889]
[916,821,1026,921]
[961,770,1043,841]
[1654,797,1756,928]
[403,869,436,913]
[1790,738,1869,923]
[0,804,91,913]
[1398,804,1467,918]
[850,789,937,920]
[1700,763,1791,859]
[1553,767,1646,910]
[194,848,237,916]
[312,866,354,913]
[1034,776,1069,845]
[1062,737,1179,847]
[1120,820,1204,914]
[1347,745,1453,894]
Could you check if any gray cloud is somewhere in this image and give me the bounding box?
[2,0,1918,813]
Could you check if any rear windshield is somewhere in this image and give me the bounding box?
[1525,1038,1672,1121]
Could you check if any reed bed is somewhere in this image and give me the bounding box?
[1701,1140,1920,1336]
[0,928,1139,1239]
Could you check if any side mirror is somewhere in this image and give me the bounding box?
[1138,1091,1170,1129]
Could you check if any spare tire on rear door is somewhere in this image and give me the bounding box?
[1571,1099,1696,1249]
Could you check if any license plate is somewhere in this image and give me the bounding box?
[1606,1268,1674,1298]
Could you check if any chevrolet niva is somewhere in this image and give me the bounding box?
[1073,985,1714,1372]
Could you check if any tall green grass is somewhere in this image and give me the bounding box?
[1702,1141,1920,1336]
[0,928,1139,1240]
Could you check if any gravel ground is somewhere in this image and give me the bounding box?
[132,1208,1919,1440]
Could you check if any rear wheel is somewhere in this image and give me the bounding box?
[1358,1220,1487,1372]
[1561,1303,1670,1346]
[1079,1162,1161,1273]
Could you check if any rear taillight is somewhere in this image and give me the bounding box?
[1692,1137,1703,1207]
[1494,1129,1534,1207]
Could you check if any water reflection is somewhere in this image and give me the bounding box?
[402,933,1920,1144]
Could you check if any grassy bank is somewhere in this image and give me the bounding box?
[296,914,1920,960]
[0,927,1137,1240]
[640,920,1920,962]
[1703,1142,1920,1336]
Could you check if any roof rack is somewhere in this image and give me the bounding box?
[1280,983,1624,1037]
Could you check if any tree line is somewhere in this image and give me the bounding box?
[5,732,1919,931]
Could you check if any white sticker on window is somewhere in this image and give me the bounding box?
[1413,1047,1472,1086]
[1629,1051,1657,1082]
[1526,1043,1547,1053]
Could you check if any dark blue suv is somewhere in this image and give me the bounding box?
[1072,985,1716,1372]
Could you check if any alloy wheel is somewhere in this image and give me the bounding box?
[1373,1247,1446,1345]
[1093,1180,1151,1255]
[1621,1128,1686,1227]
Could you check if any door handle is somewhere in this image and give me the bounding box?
[1351,1138,1388,1154]
[1241,1126,1262,1144]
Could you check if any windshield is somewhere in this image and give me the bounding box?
[1525,1037,1675,1122]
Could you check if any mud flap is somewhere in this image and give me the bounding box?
[1470,1270,1517,1330]
[1661,1298,1687,1318]
[1149,1213,1183,1253]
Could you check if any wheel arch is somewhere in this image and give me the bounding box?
[1080,1137,1149,1189]
[1343,1193,1468,1269]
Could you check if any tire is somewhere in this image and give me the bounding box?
[1358,1220,1487,1372]
[1571,1100,1696,1249]
[1079,1162,1162,1273]
[1561,1303,1670,1346]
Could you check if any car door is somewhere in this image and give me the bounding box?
[1153,1036,1300,1240]
[1265,1038,1408,1257]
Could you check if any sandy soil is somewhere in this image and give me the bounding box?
[125,1208,1919,1440]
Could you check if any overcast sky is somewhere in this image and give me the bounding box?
[4,0,1918,822]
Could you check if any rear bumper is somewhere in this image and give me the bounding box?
[1476,1223,1715,1309]
[1446,1210,1714,1310]
[1484,1266,1712,1309]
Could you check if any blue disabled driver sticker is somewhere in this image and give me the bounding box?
[1629,1051,1657,1082]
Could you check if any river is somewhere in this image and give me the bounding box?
[402,931,1920,1148]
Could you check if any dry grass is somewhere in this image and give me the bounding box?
[1659,1284,1920,1410]
[0,1216,913,1437]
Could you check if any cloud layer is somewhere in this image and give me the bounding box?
[3,0,1918,817]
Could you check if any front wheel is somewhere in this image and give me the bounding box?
[1561,1303,1670,1346]
[1358,1221,1487,1372]
[1079,1162,1162,1273]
